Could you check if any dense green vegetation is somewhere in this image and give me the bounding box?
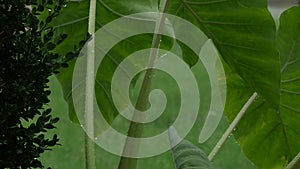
[0,0,86,168]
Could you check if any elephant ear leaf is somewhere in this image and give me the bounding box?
[225,5,300,169]
[50,0,161,125]
[168,126,215,169]
[168,0,280,108]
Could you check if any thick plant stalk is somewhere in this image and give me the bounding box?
[117,1,170,169]
[84,0,97,168]
[208,92,258,160]
[286,152,300,169]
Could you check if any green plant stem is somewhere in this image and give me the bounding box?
[84,0,97,169]
[208,92,258,160]
[117,1,170,169]
[286,152,300,169]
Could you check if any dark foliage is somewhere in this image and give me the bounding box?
[0,0,87,168]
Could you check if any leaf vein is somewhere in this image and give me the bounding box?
[220,42,260,51]
[281,40,296,73]
[281,89,300,95]
[281,76,300,83]
[53,16,89,29]
[281,104,300,113]
[202,20,253,26]
[185,0,229,5]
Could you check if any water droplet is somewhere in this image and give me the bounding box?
[161,53,167,58]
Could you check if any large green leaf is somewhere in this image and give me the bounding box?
[52,0,163,124]
[167,0,280,107]
[226,6,300,169]
[169,126,215,169]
